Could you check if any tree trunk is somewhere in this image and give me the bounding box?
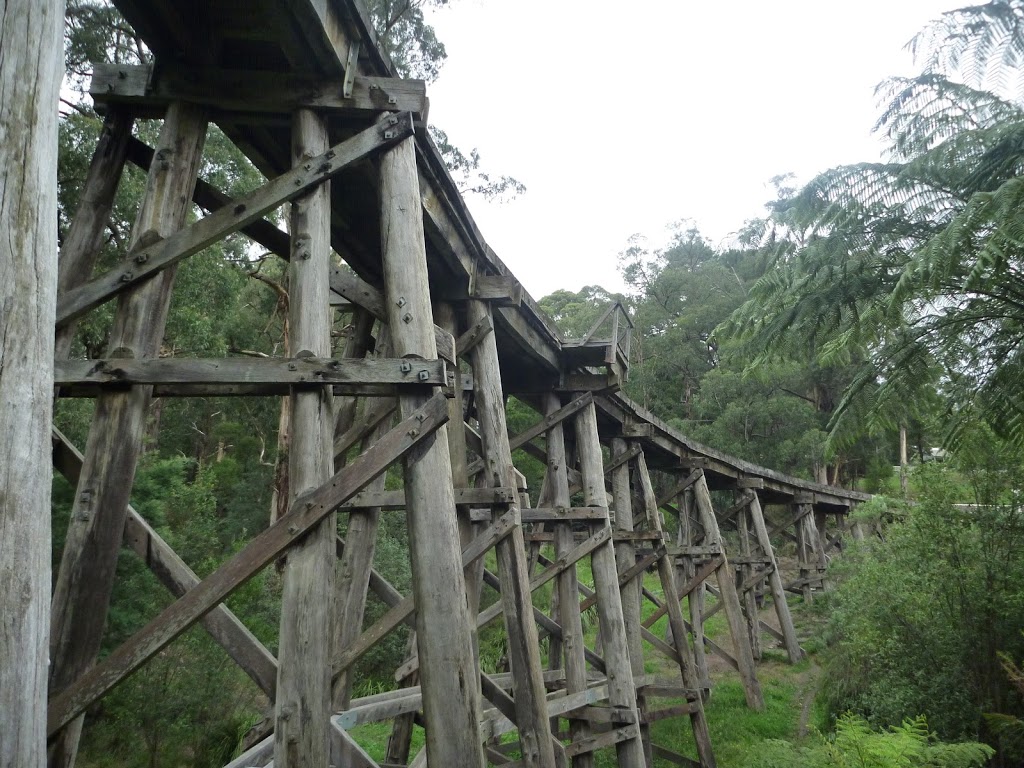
[0,2,63,766]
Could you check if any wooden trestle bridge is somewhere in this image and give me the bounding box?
[36,1,869,767]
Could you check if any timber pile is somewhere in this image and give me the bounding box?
[31,1,870,766]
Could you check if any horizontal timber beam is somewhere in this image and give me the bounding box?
[54,357,445,389]
[91,63,428,120]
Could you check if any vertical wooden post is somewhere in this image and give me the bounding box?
[0,2,62,764]
[379,136,484,766]
[544,393,591,767]
[746,495,803,663]
[467,298,555,768]
[680,488,710,686]
[692,474,764,710]
[48,102,208,768]
[274,108,336,768]
[635,454,717,768]
[574,403,646,768]
[609,439,650,764]
[735,501,761,660]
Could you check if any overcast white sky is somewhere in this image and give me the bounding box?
[422,0,965,299]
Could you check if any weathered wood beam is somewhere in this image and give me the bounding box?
[379,135,484,765]
[47,393,450,736]
[747,494,803,663]
[54,357,445,388]
[0,3,61,762]
[91,63,428,119]
[56,112,415,327]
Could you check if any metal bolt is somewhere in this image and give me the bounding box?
[389,116,399,125]
[287,525,299,535]
[407,428,419,438]
[134,252,148,264]
[402,312,413,324]
[118,70,127,80]
[300,251,310,260]
[396,297,407,308]
[120,271,134,283]
[400,361,412,373]
[304,162,312,171]
[388,95,398,105]
[384,130,395,140]
[417,369,430,382]
[288,363,297,371]
[294,178,303,186]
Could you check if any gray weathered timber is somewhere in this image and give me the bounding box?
[333,389,392,710]
[0,2,62,764]
[680,489,710,686]
[635,453,716,767]
[541,391,592,768]
[47,393,450,736]
[51,429,278,698]
[54,109,133,363]
[735,503,762,661]
[48,102,209,768]
[56,113,414,327]
[692,473,764,711]
[609,438,650,765]
[466,299,555,768]
[91,63,428,119]
[54,356,445,387]
[380,135,484,766]
[574,403,646,768]
[747,495,803,663]
[274,108,335,768]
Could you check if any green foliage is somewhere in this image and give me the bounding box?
[719,0,1024,452]
[746,713,994,768]
[819,457,1024,743]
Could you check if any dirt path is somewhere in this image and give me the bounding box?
[795,657,821,738]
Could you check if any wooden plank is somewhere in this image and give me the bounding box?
[519,507,610,522]
[54,357,446,387]
[470,273,523,306]
[91,63,428,118]
[0,4,61,762]
[341,485,517,511]
[56,112,415,327]
[455,313,494,358]
[47,393,451,735]
[563,725,640,758]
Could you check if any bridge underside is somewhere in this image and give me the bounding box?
[42,2,868,767]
